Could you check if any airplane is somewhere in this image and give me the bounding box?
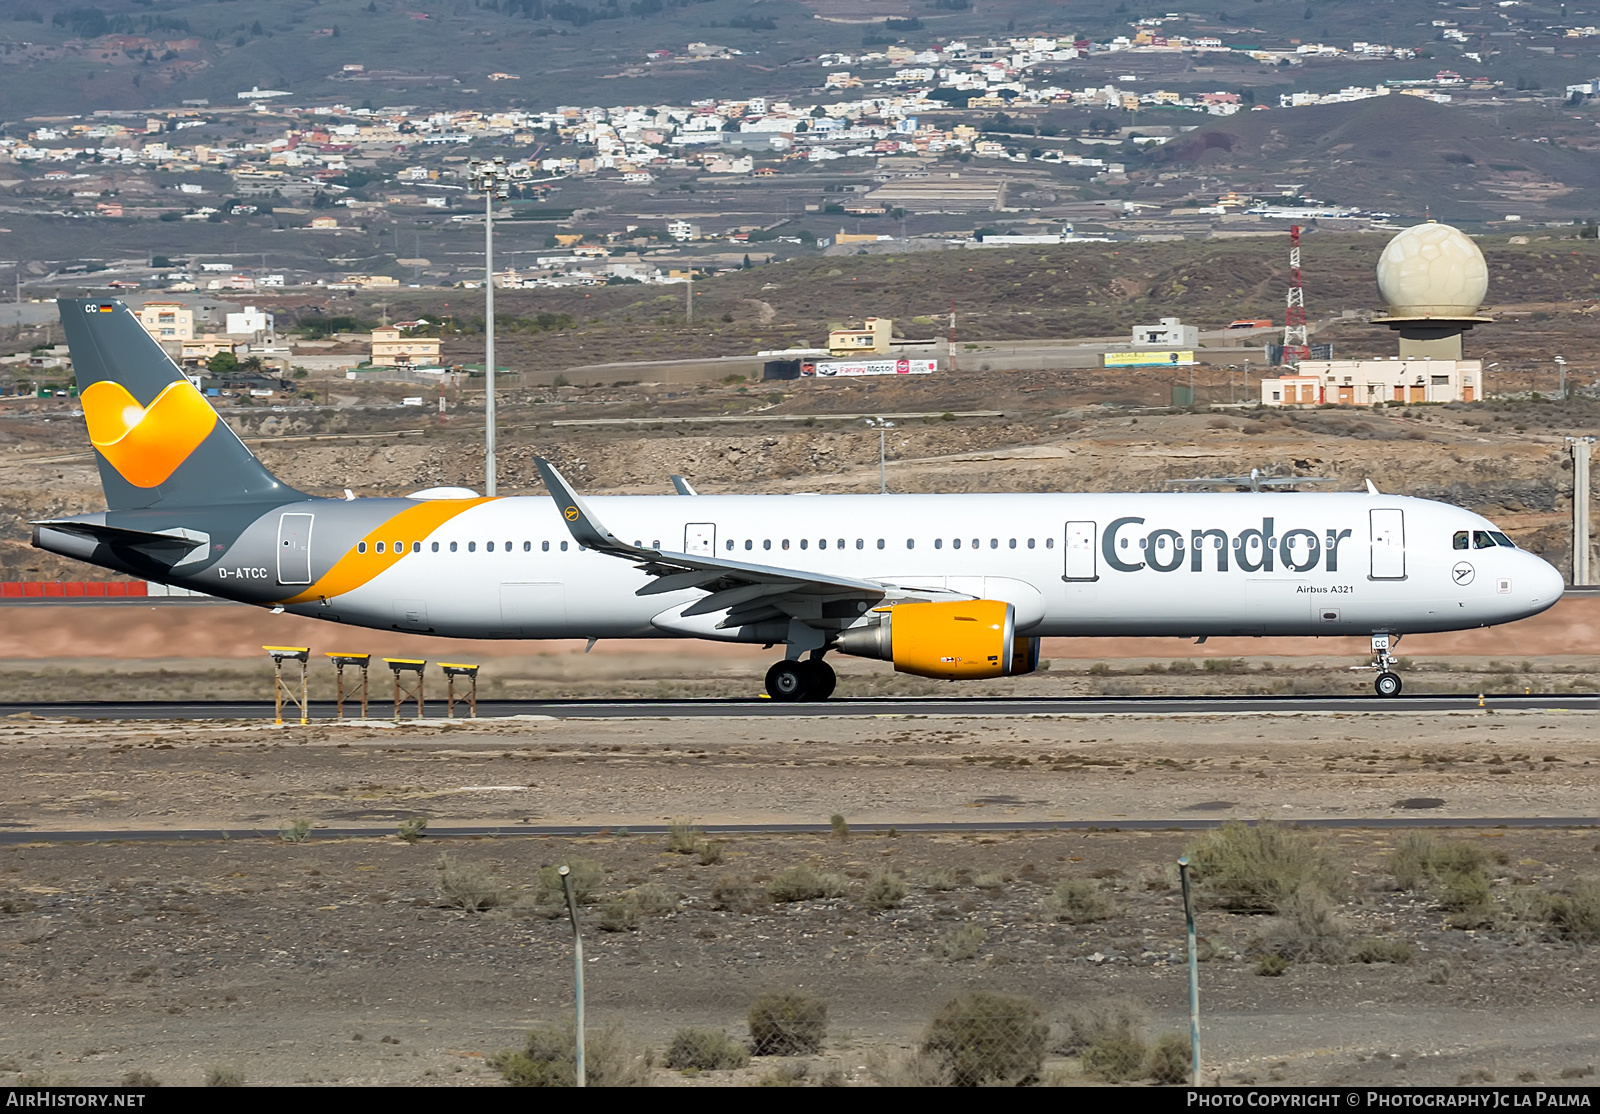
[31,299,1566,701]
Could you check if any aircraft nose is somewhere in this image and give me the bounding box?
[1527,554,1566,606]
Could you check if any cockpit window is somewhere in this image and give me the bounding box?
[1452,531,1469,550]
[1473,531,1497,550]
[1489,532,1516,548]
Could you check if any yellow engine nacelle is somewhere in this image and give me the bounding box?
[832,600,1041,680]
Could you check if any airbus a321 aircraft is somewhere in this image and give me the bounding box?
[33,299,1566,701]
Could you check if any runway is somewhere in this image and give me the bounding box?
[2,815,1595,846]
[1,692,1596,720]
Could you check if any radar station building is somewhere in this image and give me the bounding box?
[1263,222,1489,407]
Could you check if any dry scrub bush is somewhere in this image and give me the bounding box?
[1059,998,1146,1056]
[664,1028,750,1071]
[696,839,725,866]
[494,1021,652,1087]
[711,874,766,912]
[598,897,638,933]
[829,813,850,841]
[627,882,678,916]
[748,988,827,1056]
[436,854,509,913]
[863,869,908,911]
[203,1065,244,1087]
[1186,821,1346,913]
[397,816,428,844]
[279,818,312,843]
[1263,890,1349,964]
[1045,877,1117,924]
[920,991,1048,1087]
[666,818,702,854]
[534,859,605,907]
[768,865,847,903]
[120,1071,160,1087]
[921,869,959,892]
[1391,833,1493,896]
[1146,1033,1192,1084]
[935,923,987,961]
[1352,938,1415,964]
[1083,1033,1148,1083]
[1550,878,1600,943]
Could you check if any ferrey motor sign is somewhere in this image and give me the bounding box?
[803,358,937,377]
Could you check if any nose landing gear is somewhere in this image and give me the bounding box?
[764,657,837,702]
[1369,634,1403,698]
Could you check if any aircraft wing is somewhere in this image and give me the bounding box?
[535,458,890,628]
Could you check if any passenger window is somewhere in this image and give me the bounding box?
[449,541,458,553]
[800,539,809,550]
[907,539,915,549]
[877,538,884,549]
[376,542,385,554]
[560,541,568,552]
[431,542,439,553]
[486,541,494,552]
[504,541,512,552]
[991,539,998,549]
[1491,532,1516,548]
[782,539,790,550]
[395,541,403,554]
[952,538,960,549]
[468,541,476,552]
[1453,531,1470,550]
[358,541,367,554]
[745,540,753,551]
[1027,538,1035,549]
[523,541,531,552]
[1009,538,1016,549]
[1473,531,1496,550]
[935,539,943,549]
[838,539,845,550]
[1046,538,1054,549]
[857,539,865,550]
[651,540,659,549]
[971,539,979,549]
[764,540,771,550]
[542,541,550,552]
[725,539,734,551]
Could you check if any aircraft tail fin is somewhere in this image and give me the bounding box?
[59,298,302,512]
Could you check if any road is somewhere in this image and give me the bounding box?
[2,692,1596,720]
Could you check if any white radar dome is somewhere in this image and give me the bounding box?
[1375,221,1488,318]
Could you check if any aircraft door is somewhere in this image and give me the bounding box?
[685,522,716,556]
[277,513,313,585]
[1063,521,1098,581]
[1369,508,1406,580]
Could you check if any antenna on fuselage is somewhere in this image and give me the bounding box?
[1166,467,1339,493]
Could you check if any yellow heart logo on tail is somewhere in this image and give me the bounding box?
[81,379,218,488]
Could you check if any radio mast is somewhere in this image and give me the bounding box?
[1282,224,1311,365]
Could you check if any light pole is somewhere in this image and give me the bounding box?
[1555,356,1567,402]
[467,157,519,496]
[864,417,894,494]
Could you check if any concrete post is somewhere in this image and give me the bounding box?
[1571,437,1594,586]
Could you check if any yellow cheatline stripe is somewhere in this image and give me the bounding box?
[276,498,494,605]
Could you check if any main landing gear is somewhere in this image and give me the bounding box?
[1370,633,1403,698]
[765,657,837,702]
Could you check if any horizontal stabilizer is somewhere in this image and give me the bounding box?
[32,519,208,562]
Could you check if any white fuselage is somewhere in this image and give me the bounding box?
[285,491,1565,642]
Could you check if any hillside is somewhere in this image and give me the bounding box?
[1150,96,1600,224]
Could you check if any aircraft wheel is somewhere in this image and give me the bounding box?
[1374,671,1403,698]
[765,661,811,702]
[804,660,837,701]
